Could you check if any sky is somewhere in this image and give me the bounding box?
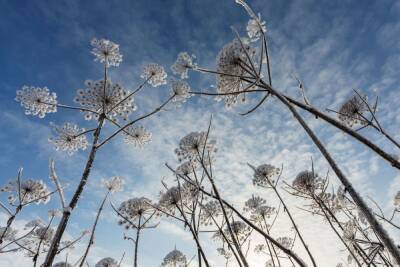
[1,0,400,266]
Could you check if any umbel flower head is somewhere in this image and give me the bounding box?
[338,94,368,127]
[292,170,323,193]
[20,226,55,254]
[252,164,280,187]
[214,221,251,244]
[0,227,17,241]
[175,161,199,176]
[74,79,136,121]
[216,38,256,107]
[48,122,88,155]
[141,63,168,87]
[161,248,187,267]
[95,257,119,267]
[15,86,57,118]
[158,186,181,214]
[175,131,217,163]
[276,236,293,249]
[91,38,123,68]
[200,200,222,226]
[118,197,153,229]
[1,179,51,205]
[170,79,192,105]
[123,125,152,148]
[171,52,197,79]
[102,176,124,193]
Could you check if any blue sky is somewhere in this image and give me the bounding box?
[1,0,400,266]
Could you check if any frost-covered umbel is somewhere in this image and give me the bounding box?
[175,161,199,176]
[200,200,221,226]
[141,63,168,87]
[170,79,192,105]
[95,257,119,267]
[48,122,88,155]
[216,38,256,107]
[123,125,152,147]
[214,221,251,244]
[15,86,57,118]
[1,179,50,205]
[0,227,17,241]
[338,95,368,127]
[292,170,322,192]
[171,52,197,79]
[252,164,280,187]
[161,249,187,267]
[91,38,123,68]
[74,79,136,121]
[118,197,153,228]
[175,131,217,162]
[20,226,55,254]
[102,176,124,193]
[276,236,293,249]
[394,191,400,209]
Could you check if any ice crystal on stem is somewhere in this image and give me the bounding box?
[141,63,168,87]
[91,38,123,68]
[216,38,256,107]
[1,179,50,205]
[171,52,197,79]
[161,249,187,267]
[15,86,57,118]
[246,15,266,42]
[74,79,136,121]
[123,125,152,148]
[175,131,217,163]
[95,257,119,267]
[48,122,88,155]
[338,95,368,127]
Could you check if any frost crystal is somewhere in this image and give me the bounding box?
[338,95,368,127]
[103,176,124,193]
[123,125,152,148]
[216,38,256,107]
[247,16,266,41]
[1,179,51,205]
[74,79,136,121]
[252,164,280,187]
[171,52,197,79]
[15,86,57,118]
[141,63,167,87]
[91,38,123,68]
[95,257,119,267]
[48,122,88,155]
[170,79,192,105]
[161,249,187,267]
[175,132,217,162]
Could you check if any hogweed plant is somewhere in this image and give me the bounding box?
[170,0,400,264]
[10,36,190,267]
